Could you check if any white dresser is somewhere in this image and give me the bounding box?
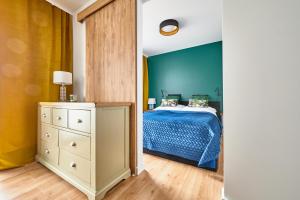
[36,102,131,200]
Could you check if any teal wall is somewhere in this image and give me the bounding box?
[148,41,223,110]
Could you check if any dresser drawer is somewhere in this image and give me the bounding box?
[41,107,51,124]
[52,108,68,128]
[41,125,58,146]
[59,150,91,184]
[41,142,58,165]
[59,130,90,160]
[68,110,91,133]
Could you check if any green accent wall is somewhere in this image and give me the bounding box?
[148,41,223,110]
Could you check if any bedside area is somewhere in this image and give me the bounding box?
[36,102,131,200]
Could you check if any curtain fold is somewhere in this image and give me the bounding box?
[143,56,149,111]
[0,0,73,170]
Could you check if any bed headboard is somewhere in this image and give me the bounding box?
[166,94,221,118]
[166,94,182,99]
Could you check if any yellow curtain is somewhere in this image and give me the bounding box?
[0,0,73,170]
[143,56,149,111]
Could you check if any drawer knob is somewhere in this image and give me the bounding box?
[45,132,50,137]
[70,141,76,147]
[70,162,76,168]
[56,116,62,120]
[42,114,47,118]
[77,119,83,123]
[45,149,50,154]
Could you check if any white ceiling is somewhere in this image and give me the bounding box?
[46,0,94,14]
[143,0,222,56]
[46,0,222,57]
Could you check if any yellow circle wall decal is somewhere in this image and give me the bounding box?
[24,84,42,96]
[6,38,27,54]
[0,63,22,78]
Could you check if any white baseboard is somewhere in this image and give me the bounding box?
[221,187,228,200]
[135,166,144,176]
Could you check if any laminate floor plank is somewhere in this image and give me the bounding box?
[0,153,223,200]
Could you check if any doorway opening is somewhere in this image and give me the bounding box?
[138,0,224,198]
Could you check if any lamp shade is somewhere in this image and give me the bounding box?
[53,71,72,85]
[148,98,156,104]
[160,19,179,36]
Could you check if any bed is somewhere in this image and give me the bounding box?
[143,98,222,170]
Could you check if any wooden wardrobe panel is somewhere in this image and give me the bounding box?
[86,0,136,103]
[85,0,137,174]
[77,0,115,22]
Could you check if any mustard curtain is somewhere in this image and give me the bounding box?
[0,0,73,170]
[143,56,149,111]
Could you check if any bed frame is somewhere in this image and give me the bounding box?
[144,148,218,172]
[145,94,222,170]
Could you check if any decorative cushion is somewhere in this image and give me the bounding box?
[188,95,209,107]
[161,99,178,107]
[161,99,169,107]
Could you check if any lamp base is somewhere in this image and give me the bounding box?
[148,104,155,110]
[59,85,67,102]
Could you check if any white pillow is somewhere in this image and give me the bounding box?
[182,106,217,115]
[154,104,185,111]
[154,105,217,116]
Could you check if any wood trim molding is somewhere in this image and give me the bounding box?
[77,0,115,22]
[130,103,137,175]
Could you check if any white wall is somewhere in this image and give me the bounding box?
[72,17,85,101]
[72,0,98,101]
[223,0,300,199]
[136,0,144,174]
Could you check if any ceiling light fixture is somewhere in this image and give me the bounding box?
[159,19,179,36]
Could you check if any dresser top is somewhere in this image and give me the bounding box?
[39,102,96,108]
[39,102,132,108]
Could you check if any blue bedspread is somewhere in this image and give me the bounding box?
[143,110,222,168]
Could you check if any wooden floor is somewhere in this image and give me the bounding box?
[0,154,223,200]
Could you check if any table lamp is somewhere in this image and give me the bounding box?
[53,71,72,102]
[148,98,156,110]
